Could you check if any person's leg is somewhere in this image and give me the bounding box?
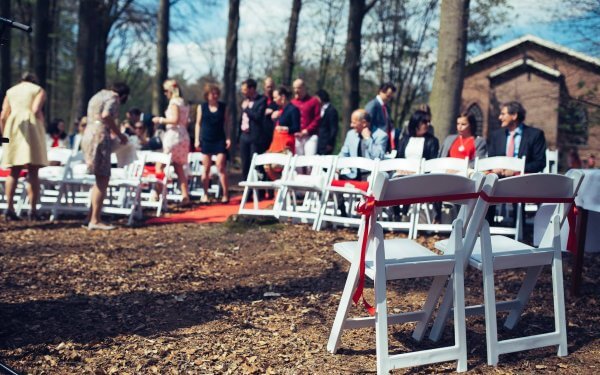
[304,134,319,156]
[5,166,23,216]
[240,134,252,181]
[26,165,41,216]
[216,153,229,202]
[173,162,190,204]
[89,174,109,225]
[201,154,212,202]
[153,162,164,199]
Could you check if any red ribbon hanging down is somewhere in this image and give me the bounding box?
[352,192,577,316]
[353,192,481,316]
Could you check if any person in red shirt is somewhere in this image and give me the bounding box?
[439,112,486,167]
[291,79,321,157]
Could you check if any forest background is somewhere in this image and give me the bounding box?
[0,0,597,155]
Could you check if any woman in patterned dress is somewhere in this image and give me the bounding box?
[81,82,130,230]
[0,72,48,221]
[152,79,191,205]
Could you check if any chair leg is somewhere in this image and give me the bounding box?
[327,261,360,354]
[374,235,390,375]
[452,261,468,372]
[413,275,447,341]
[550,220,568,357]
[238,186,249,214]
[429,276,455,342]
[503,265,543,329]
[480,223,500,366]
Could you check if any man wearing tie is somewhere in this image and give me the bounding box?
[365,82,396,153]
[487,101,546,176]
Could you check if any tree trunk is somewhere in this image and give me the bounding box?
[342,0,376,131]
[153,0,169,116]
[70,0,98,126]
[223,0,240,157]
[429,0,470,139]
[33,0,50,89]
[281,0,302,86]
[0,0,11,100]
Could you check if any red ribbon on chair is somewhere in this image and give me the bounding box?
[352,192,480,316]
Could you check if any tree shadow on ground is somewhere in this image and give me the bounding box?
[0,266,347,349]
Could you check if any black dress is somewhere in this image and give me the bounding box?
[200,101,227,154]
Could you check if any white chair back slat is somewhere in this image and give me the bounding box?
[422,157,469,176]
[474,156,525,174]
[376,157,422,175]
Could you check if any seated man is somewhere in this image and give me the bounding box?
[336,109,388,216]
[339,109,388,179]
[488,101,546,175]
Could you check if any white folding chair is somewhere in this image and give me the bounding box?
[430,172,584,366]
[474,156,526,240]
[314,156,378,231]
[373,158,422,236]
[104,156,146,225]
[50,152,95,221]
[238,152,292,217]
[328,172,486,373]
[277,155,336,224]
[139,151,172,216]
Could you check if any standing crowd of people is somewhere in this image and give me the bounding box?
[0,72,595,227]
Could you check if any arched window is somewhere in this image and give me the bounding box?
[466,103,484,136]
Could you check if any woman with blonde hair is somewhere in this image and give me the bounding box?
[152,79,191,205]
[0,72,48,221]
[194,83,230,203]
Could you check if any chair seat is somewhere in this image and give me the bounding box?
[334,238,452,280]
[437,235,551,271]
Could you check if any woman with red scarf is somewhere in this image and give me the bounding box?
[439,112,487,167]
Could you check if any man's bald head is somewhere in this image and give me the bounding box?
[292,78,306,99]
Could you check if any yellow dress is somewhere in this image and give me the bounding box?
[1,81,48,167]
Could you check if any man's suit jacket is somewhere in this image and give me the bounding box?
[317,104,339,155]
[365,97,389,132]
[339,127,388,179]
[238,94,267,144]
[487,124,546,173]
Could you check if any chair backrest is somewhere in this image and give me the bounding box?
[465,172,584,253]
[544,149,559,174]
[254,152,292,168]
[287,154,336,187]
[376,157,422,175]
[422,157,469,176]
[367,172,486,257]
[334,156,378,177]
[144,151,172,166]
[47,148,73,165]
[474,156,525,174]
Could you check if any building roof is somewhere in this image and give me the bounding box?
[469,34,600,69]
[488,58,562,79]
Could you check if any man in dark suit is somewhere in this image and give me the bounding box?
[487,101,546,175]
[238,78,267,180]
[315,89,339,155]
[365,82,397,152]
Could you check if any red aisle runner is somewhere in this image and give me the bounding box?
[147,196,274,224]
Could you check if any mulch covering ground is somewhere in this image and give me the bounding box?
[0,213,599,374]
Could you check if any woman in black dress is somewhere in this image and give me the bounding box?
[194,83,230,203]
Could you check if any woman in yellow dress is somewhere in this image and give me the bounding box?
[0,72,48,221]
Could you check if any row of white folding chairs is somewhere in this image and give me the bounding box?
[327,170,584,373]
[238,152,472,236]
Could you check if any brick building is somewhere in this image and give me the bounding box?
[461,35,600,169]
